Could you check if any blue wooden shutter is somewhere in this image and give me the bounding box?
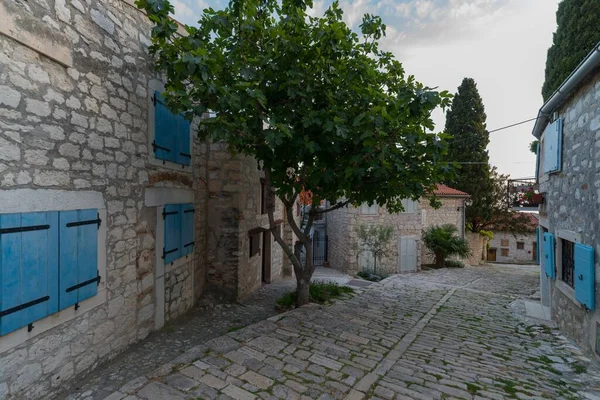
[181,203,195,257]
[0,212,59,336]
[59,209,99,310]
[154,92,176,163]
[176,115,192,166]
[542,118,563,174]
[543,232,556,279]
[536,227,540,264]
[164,204,182,264]
[575,244,595,310]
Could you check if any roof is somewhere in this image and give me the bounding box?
[493,212,539,233]
[431,184,469,197]
[532,40,600,138]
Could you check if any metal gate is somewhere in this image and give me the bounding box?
[300,230,328,267]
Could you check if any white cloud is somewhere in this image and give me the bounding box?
[307,0,327,17]
[172,0,200,25]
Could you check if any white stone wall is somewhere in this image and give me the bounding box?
[327,203,423,275]
[488,231,537,264]
[538,69,600,353]
[0,1,205,398]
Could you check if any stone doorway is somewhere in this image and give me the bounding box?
[488,248,497,261]
[262,230,272,283]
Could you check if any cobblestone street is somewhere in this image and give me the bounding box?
[69,265,600,400]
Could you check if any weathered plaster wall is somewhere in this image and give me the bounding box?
[421,197,466,265]
[489,231,537,264]
[539,69,600,353]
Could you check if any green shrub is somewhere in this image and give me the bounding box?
[445,260,465,268]
[356,270,370,280]
[422,224,471,268]
[356,270,387,282]
[276,281,354,311]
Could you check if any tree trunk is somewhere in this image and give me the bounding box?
[296,273,310,306]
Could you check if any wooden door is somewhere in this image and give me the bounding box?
[487,248,497,262]
[398,237,417,273]
[532,242,537,261]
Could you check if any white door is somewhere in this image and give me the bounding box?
[358,246,375,272]
[398,237,417,272]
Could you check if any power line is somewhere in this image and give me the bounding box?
[488,116,541,133]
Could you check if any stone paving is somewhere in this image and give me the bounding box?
[68,264,600,400]
[56,279,296,400]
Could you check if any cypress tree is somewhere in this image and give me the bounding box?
[445,78,493,232]
[542,0,600,101]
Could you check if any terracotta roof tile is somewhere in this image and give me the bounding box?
[432,184,470,197]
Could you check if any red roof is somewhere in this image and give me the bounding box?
[432,184,469,197]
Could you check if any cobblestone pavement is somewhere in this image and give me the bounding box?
[69,264,600,400]
[56,279,296,400]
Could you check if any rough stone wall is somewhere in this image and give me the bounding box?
[325,206,352,274]
[465,232,487,266]
[421,197,466,265]
[489,231,537,264]
[539,69,600,353]
[164,263,195,322]
[0,1,208,398]
[204,148,286,301]
[327,203,423,275]
[236,155,285,299]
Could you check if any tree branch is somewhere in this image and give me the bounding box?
[315,200,350,214]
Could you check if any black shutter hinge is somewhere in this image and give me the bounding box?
[152,141,171,153]
[162,209,178,220]
[66,215,101,229]
[162,247,179,259]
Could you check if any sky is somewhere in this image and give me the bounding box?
[171,0,560,179]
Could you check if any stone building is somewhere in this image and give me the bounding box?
[0,1,289,398]
[326,184,468,275]
[488,214,538,264]
[531,40,600,354]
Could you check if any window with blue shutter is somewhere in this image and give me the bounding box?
[153,92,191,166]
[176,115,191,166]
[163,204,181,264]
[543,232,556,279]
[163,203,195,264]
[181,204,195,257]
[542,118,563,174]
[575,244,595,310]
[0,212,59,336]
[59,209,100,311]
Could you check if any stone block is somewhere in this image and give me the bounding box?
[0,85,21,107]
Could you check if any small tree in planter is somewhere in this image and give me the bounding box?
[423,224,471,268]
[353,224,394,276]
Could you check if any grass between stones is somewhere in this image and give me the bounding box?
[276,282,354,311]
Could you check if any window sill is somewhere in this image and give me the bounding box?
[0,289,106,354]
[555,279,582,308]
[148,156,193,174]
